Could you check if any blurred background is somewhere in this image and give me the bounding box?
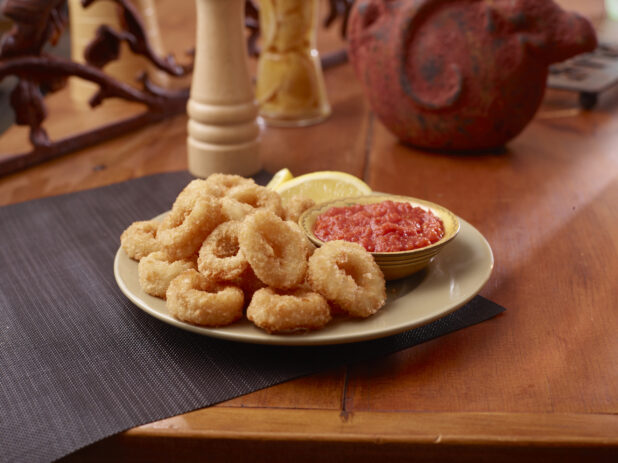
[0,0,614,136]
[0,1,70,134]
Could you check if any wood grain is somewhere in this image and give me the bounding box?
[345,87,618,414]
[62,408,618,463]
[221,368,345,409]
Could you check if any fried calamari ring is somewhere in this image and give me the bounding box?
[247,287,331,333]
[221,183,284,220]
[166,269,244,326]
[158,195,223,260]
[138,251,196,299]
[239,210,308,289]
[284,196,315,223]
[204,173,255,198]
[172,179,211,210]
[120,220,161,260]
[173,175,255,211]
[231,266,266,303]
[307,240,386,318]
[197,221,248,281]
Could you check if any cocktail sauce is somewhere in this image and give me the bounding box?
[313,200,444,252]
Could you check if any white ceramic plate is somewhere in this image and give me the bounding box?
[114,218,493,346]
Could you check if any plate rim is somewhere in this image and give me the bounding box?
[114,217,494,346]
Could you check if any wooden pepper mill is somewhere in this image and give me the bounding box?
[187,0,262,177]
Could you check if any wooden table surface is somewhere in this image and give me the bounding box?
[1,1,616,461]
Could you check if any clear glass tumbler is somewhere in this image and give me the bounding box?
[256,0,331,127]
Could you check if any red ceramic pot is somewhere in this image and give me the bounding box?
[348,0,597,151]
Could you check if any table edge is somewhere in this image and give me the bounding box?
[132,407,618,445]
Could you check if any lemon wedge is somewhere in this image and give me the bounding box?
[266,167,294,189]
[273,171,372,204]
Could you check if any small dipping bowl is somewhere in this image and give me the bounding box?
[299,194,460,280]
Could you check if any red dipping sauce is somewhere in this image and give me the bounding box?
[313,200,445,252]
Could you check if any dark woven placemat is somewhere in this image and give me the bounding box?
[0,172,505,463]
